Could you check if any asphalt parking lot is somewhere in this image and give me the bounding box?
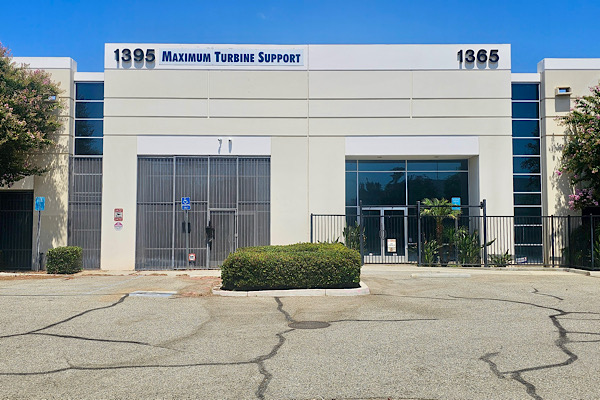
[0,266,599,400]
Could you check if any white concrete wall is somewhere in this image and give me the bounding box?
[101,44,514,269]
[2,59,76,266]
[539,66,600,215]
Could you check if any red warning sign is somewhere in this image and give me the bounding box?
[114,208,123,221]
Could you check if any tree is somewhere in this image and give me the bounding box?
[557,84,600,210]
[420,198,462,244]
[0,42,63,186]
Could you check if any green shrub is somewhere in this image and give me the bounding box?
[221,242,361,291]
[489,250,512,267]
[46,246,83,274]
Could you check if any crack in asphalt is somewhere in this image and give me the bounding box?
[449,292,588,400]
[250,297,298,399]
[1,287,596,399]
[388,291,598,400]
[532,287,564,301]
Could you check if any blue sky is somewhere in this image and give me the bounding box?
[1,0,598,72]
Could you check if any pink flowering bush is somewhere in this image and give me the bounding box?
[0,42,63,186]
[557,84,600,210]
[568,188,599,210]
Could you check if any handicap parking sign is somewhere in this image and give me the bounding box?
[181,197,191,210]
[35,197,45,211]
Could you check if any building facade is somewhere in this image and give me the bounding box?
[0,43,598,270]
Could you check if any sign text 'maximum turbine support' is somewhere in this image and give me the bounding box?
[160,48,304,66]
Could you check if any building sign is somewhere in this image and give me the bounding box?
[114,222,123,231]
[114,208,123,221]
[159,48,304,66]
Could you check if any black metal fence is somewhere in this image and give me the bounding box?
[311,202,600,270]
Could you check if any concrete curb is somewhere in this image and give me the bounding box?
[212,281,370,297]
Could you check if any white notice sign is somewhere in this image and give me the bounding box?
[387,239,397,253]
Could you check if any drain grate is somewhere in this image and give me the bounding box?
[129,291,177,298]
[288,321,330,329]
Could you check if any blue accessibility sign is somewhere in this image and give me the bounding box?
[35,197,45,211]
[451,197,461,211]
[181,197,191,210]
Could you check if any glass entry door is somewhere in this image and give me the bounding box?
[362,207,408,263]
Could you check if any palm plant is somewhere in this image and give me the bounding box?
[420,198,462,248]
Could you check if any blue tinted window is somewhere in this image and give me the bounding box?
[514,176,541,192]
[515,226,543,244]
[513,139,540,155]
[75,120,103,138]
[407,172,468,205]
[511,84,539,101]
[358,161,405,172]
[512,102,539,119]
[345,160,357,171]
[76,102,104,119]
[512,120,540,137]
[358,172,406,205]
[407,160,468,172]
[514,194,542,205]
[513,157,540,173]
[515,207,542,225]
[76,83,104,100]
[346,172,357,206]
[75,138,103,155]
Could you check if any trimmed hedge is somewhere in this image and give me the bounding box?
[47,246,83,274]
[221,242,361,291]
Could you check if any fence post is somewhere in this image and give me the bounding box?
[482,199,488,268]
[417,200,422,266]
[359,201,364,266]
[551,215,555,268]
[567,216,572,267]
[591,214,595,270]
[310,213,314,243]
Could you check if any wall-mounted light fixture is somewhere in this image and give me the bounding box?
[555,87,572,96]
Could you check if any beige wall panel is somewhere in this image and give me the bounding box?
[477,136,514,215]
[541,98,573,119]
[271,137,309,244]
[2,176,34,190]
[468,157,480,216]
[542,117,568,137]
[100,136,138,270]
[309,117,510,136]
[308,137,345,215]
[309,71,412,99]
[210,99,307,118]
[412,99,510,117]
[541,135,574,215]
[105,70,209,98]
[209,71,308,99]
[105,98,208,117]
[309,99,410,118]
[104,117,308,136]
[32,153,70,256]
[413,70,511,99]
[541,70,600,99]
[47,69,74,99]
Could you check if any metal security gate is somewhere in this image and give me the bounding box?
[136,156,270,270]
[362,207,409,263]
[0,192,33,270]
[68,157,103,269]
